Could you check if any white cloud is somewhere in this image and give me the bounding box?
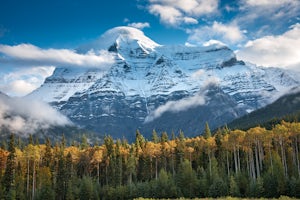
[203,39,226,47]
[145,93,206,123]
[1,80,37,96]
[0,43,115,97]
[0,66,55,96]
[149,4,195,26]
[147,0,218,26]
[0,94,71,135]
[236,0,300,38]
[243,0,297,7]
[128,22,151,29]
[191,69,205,79]
[0,43,115,68]
[236,23,300,70]
[149,0,218,16]
[187,21,246,45]
[144,78,219,123]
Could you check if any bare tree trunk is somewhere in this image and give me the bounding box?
[150,157,153,179]
[233,146,238,173]
[258,140,264,170]
[295,137,300,176]
[250,149,256,180]
[237,145,241,172]
[105,165,108,185]
[129,172,132,185]
[155,157,158,180]
[226,151,230,176]
[32,160,35,200]
[27,159,30,197]
[172,152,175,177]
[246,152,250,177]
[120,158,122,186]
[208,153,212,177]
[255,144,260,177]
[97,162,100,184]
[269,145,273,175]
[280,137,287,177]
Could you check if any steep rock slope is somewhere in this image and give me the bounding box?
[228,88,300,130]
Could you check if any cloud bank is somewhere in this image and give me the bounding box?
[145,79,219,123]
[0,93,71,135]
[0,44,115,68]
[187,21,246,45]
[237,23,300,70]
[0,43,115,96]
[146,0,218,26]
[0,66,55,96]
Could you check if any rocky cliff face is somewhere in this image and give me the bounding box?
[29,26,299,139]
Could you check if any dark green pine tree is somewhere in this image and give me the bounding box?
[61,134,66,150]
[104,135,114,185]
[151,129,159,143]
[55,153,66,200]
[161,132,168,143]
[176,159,198,198]
[79,176,94,200]
[135,130,145,150]
[80,134,89,150]
[2,134,16,199]
[204,122,211,139]
[115,140,123,186]
[65,152,74,200]
[43,137,52,167]
[28,134,34,145]
[15,162,25,200]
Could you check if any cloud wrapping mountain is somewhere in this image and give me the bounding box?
[0,93,71,135]
[0,44,115,68]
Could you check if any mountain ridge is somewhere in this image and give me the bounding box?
[228,88,300,130]
[27,26,300,139]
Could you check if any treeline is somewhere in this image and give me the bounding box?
[1,121,300,199]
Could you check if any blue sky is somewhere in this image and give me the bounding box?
[0,0,300,96]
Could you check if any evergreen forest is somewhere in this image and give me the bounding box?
[1,121,300,199]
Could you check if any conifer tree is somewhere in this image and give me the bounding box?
[176,159,198,198]
[55,154,66,200]
[43,137,52,167]
[151,129,159,143]
[204,122,211,139]
[2,134,16,198]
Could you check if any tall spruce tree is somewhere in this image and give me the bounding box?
[2,134,16,199]
[204,122,211,139]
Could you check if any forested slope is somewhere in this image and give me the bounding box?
[0,121,300,199]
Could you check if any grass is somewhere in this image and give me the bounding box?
[134,196,297,200]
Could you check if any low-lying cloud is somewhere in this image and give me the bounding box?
[144,79,219,123]
[0,43,115,96]
[0,93,71,135]
[0,66,55,96]
[0,43,115,69]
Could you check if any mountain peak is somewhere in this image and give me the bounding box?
[78,26,160,53]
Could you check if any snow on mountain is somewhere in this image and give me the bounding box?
[78,26,160,53]
[28,26,300,139]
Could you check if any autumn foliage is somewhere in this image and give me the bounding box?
[0,121,300,199]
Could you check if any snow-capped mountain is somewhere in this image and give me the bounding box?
[29,26,299,139]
